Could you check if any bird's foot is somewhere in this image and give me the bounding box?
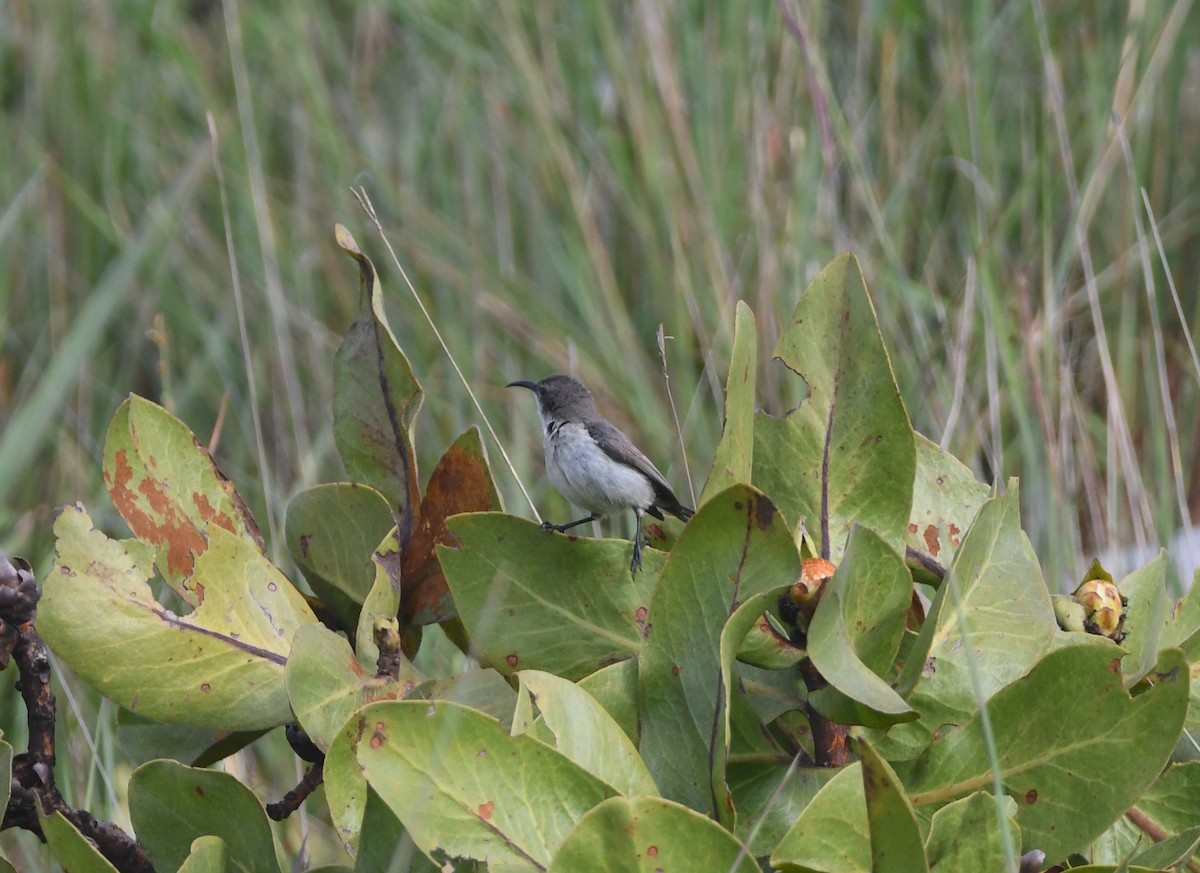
[630,538,644,574]
[541,521,561,534]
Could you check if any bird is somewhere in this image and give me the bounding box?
[507,374,694,573]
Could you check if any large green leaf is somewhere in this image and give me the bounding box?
[577,660,639,744]
[638,485,801,825]
[906,646,1189,861]
[807,525,914,726]
[1116,551,1172,686]
[518,670,657,797]
[42,505,314,730]
[907,434,989,575]
[1093,761,1200,865]
[728,762,836,856]
[771,763,870,873]
[925,793,1018,873]
[716,585,796,830]
[129,760,280,873]
[355,700,616,870]
[547,796,762,873]
[333,224,423,545]
[883,486,1055,758]
[701,299,756,505]
[287,623,421,751]
[439,514,662,680]
[753,254,915,562]
[284,482,395,631]
[103,395,263,602]
[859,740,928,873]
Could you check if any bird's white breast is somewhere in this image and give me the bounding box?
[543,421,655,515]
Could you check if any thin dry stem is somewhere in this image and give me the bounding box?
[207,111,280,551]
[351,187,541,521]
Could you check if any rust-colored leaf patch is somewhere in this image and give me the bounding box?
[401,427,501,627]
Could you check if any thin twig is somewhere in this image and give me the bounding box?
[351,188,542,522]
[207,112,279,552]
[656,325,696,507]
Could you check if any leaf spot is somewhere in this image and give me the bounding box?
[200,683,211,694]
[754,497,775,530]
[923,525,940,557]
[298,534,312,558]
[370,721,388,748]
[1024,789,1038,804]
[505,653,519,668]
[477,800,495,821]
[647,846,659,858]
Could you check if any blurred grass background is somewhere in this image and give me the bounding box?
[1,0,1198,866]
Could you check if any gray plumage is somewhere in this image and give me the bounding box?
[507,374,694,572]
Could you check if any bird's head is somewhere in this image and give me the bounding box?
[506,374,597,422]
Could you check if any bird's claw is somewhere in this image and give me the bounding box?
[541,521,559,534]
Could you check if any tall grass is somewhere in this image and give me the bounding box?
[1,0,1197,864]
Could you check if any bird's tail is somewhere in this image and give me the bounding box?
[672,504,695,522]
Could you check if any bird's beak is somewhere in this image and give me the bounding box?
[506,380,539,392]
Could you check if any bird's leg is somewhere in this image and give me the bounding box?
[542,514,599,534]
[630,509,645,574]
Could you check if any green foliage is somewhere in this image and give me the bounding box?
[14,248,1200,873]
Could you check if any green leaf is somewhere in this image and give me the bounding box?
[334,224,423,546]
[440,514,662,680]
[1098,761,1200,865]
[638,485,801,825]
[177,836,228,873]
[701,299,757,504]
[39,809,121,873]
[859,740,929,873]
[103,395,264,602]
[519,670,657,797]
[807,525,915,726]
[130,760,280,873]
[42,505,315,730]
[1117,551,1171,686]
[906,646,1189,861]
[115,709,264,768]
[287,623,421,751]
[716,585,795,821]
[925,792,1018,873]
[754,254,915,562]
[417,669,518,730]
[883,486,1055,758]
[354,528,403,667]
[729,761,837,855]
[285,482,395,631]
[771,763,870,873]
[907,433,989,575]
[355,700,616,870]
[735,609,806,670]
[547,796,762,873]
[1130,825,1200,870]
[401,426,503,626]
[355,790,436,873]
[325,715,372,854]
[577,660,639,744]
[0,854,15,873]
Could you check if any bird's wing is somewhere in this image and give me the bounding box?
[585,419,681,509]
